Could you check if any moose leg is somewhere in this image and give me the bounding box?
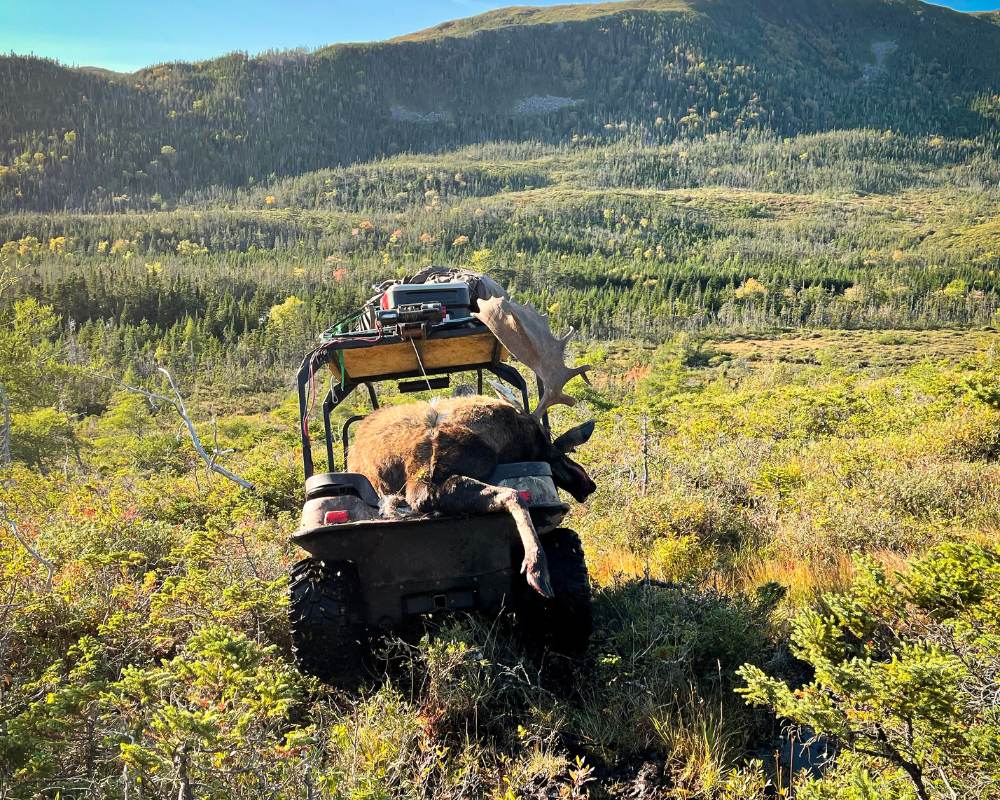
[411,476,553,598]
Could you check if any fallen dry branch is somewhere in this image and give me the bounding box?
[1,501,54,591]
[101,367,255,490]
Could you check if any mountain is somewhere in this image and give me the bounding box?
[2,0,999,212]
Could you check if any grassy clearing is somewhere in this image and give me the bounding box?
[715,328,998,369]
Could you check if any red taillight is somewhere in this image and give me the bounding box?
[324,510,350,524]
[518,490,532,503]
[380,292,389,309]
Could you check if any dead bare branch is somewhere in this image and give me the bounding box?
[0,501,54,591]
[94,368,255,490]
[0,383,10,469]
[155,368,254,490]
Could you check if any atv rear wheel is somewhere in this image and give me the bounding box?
[516,528,592,654]
[289,558,367,686]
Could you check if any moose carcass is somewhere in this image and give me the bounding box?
[347,395,595,597]
[347,299,595,597]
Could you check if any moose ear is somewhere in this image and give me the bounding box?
[553,420,595,453]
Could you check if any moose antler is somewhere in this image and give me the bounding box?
[474,296,591,420]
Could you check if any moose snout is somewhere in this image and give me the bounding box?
[570,475,596,502]
[551,458,596,502]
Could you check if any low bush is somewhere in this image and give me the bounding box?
[740,542,1000,799]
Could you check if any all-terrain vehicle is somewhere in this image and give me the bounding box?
[289,282,592,685]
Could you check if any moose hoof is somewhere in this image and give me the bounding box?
[522,556,554,599]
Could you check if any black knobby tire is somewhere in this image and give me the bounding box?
[516,528,593,654]
[289,558,367,686]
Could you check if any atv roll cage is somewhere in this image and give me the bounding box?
[296,319,548,479]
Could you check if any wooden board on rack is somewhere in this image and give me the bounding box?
[333,330,508,381]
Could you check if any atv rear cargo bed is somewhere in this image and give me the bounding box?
[292,504,567,626]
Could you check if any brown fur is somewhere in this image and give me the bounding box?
[348,396,547,498]
[347,396,559,596]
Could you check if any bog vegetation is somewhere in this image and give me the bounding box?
[3,0,1000,796]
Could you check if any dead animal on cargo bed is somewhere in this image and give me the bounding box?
[348,394,595,597]
[348,299,595,597]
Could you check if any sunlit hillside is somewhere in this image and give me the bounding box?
[3,0,1000,210]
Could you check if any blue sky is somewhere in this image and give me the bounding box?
[1,0,998,73]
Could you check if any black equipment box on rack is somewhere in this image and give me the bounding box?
[382,282,472,319]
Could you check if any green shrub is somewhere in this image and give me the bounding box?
[739,543,1000,800]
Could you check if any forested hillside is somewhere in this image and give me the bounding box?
[3,0,1000,211]
[3,128,999,395]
